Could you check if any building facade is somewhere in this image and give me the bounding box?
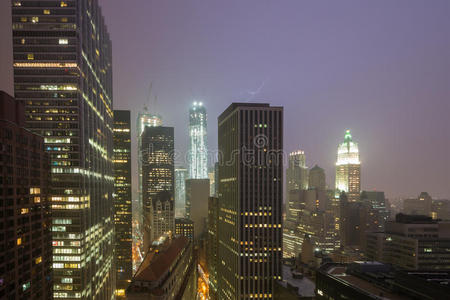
[141,126,174,251]
[286,150,308,192]
[137,109,162,218]
[217,103,283,299]
[207,197,219,299]
[175,218,194,241]
[0,91,52,299]
[188,102,208,179]
[335,130,361,201]
[11,1,115,298]
[185,178,210,240]
[366,213,450,270]
[174,167,187,218]
[113,110,132,297]
[126,236,197,300]
[403,192,433,217]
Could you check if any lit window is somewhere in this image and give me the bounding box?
[21,17,27,22]
[27,53,34,60]
[35,256,42,264]
[21,208,29,214]
[61,1,68,7]
[43,9,50,15]
[31,17,39,23]
[30,187,41,194]
[21,38,25,44]
[13,1,21,7]
[17,238,22,245]
[59,38,68,45]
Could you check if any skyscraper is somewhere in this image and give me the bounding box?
[11,1,115,298]
[309,164,326,190]
[188,102,208,179]
[113,110,132,297]
[217,103,283,299]
[141,126,174,251]
[137,109,162,216]
[286,150,309,191]
[0,92,52,299]
[174,167,188,217]
[335,130,361,201]
[185,178,210,240]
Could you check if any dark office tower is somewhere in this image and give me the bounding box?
[113,110,132,298]
[309,164,326,190]
[141,126,174,252]
[0,91,52,299]
[217,103,283,300]
[11,1,115,299]
[185,178,210,240]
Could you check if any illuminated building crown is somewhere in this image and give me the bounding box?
[336,130,360,165]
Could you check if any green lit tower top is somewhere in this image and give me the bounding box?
[335,130,361,201]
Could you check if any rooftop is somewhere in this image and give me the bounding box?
[134,236,189,282]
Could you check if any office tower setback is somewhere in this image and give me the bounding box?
[174,167,188,218]
[11,1,115,298]
[0,92,52,299]
[175,217,194,241]
[113,110,132,297]
[127,235,197,299]
[185,178,210,240]
[137,109,162,216]
[335,130,361,201]
[286,150,308,192]
[217,103,283,299]
[141,126,174,251]
[366,213,450,270]
[188,102,208,179]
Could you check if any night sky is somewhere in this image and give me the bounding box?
[1,0,449,199]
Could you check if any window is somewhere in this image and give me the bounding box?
[59,39,68,45]
[43,9,51,15]
[31,17,39,23]
[35,256,42,264]
[27,53,34,60]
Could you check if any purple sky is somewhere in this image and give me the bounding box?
[1,0,449,199]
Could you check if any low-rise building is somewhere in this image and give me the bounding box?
[316,262,450,300]
[127,235,197,299]
[366,213,450,270]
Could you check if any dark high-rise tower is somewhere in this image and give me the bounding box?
[0,91,52,299]
[113,110,132,297]
[141,126,174,252]
[217,103,283,299]
[11,1,115,298]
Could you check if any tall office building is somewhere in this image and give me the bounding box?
[174,167,188,218]
[185,178,210,240]
[113,110,132,297]
[188,102,208,179]
[335,130,361,201]
[0,92,52,299]
[141,126,174,251]
[286,150,308,192]
[11,1,115,298]
[137,109,162,217]
[217,103,283,299]
[309,164,326,190]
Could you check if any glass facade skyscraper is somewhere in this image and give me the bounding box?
[136,109,162,215]
[141,126,174,252]
[113,110,132,298]
[188,102,208,179]
[335,130,361,201]
[175,167,188,218]
[12,1,115,298]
